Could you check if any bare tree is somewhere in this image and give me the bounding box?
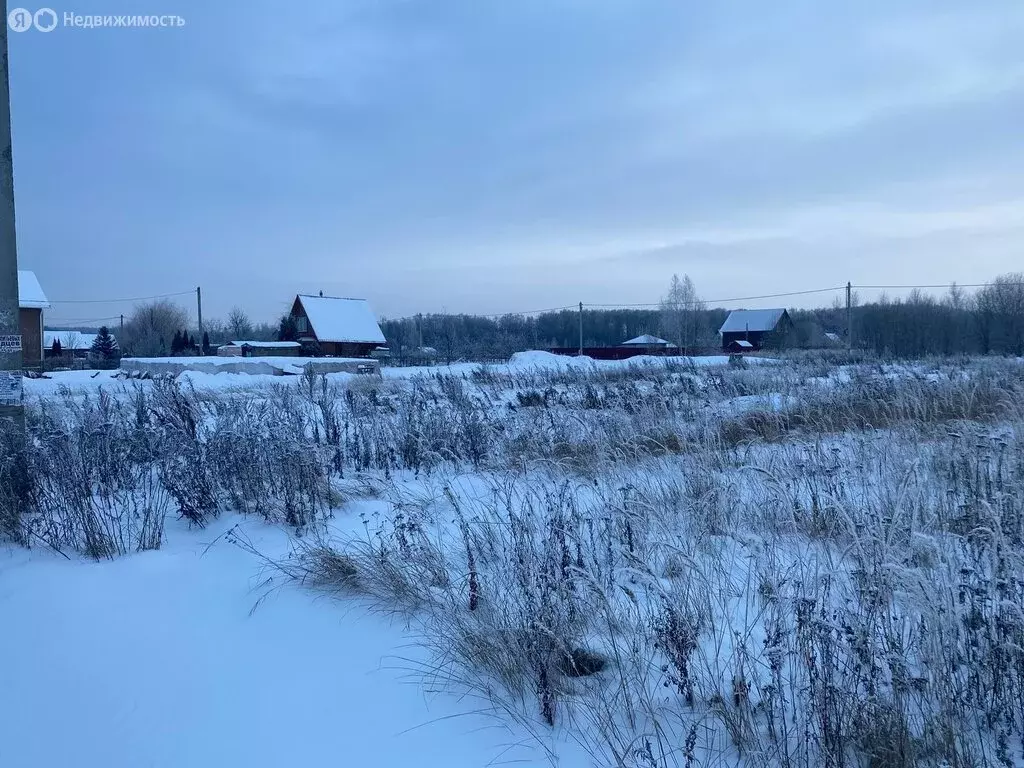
[203,317,227,344]
[120,299,189,357]
[976,272,1024,355]
[659,274,704,351]
[61,331,82,354]
[228,307,253,340]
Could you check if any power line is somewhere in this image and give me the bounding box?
[854,282,1024,290]
[48,289,194,305]
[588,286,846,309]
[473,305,578,319]
[47,315,122,324]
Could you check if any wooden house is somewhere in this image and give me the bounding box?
[719,309,793,351]
[289,294,386,358]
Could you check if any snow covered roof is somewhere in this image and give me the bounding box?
[295,295,386,345]
[227,340,301,348]
[44,331,101,350]
[622,334,675,346]
[824,332,841,343]
[719,309,787,334]
[18,270,50,309]
[729,340,755,349]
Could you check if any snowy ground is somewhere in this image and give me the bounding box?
[23,351,757,400]
[9,351,1023,768]
[0,516,589,768]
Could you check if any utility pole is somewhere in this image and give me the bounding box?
[846,281,853,351]
[578,302,584,355]
[120,314,124,335]
[196,286,203,337]
[0,2,25,431]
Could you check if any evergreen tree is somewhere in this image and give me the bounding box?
[278,314,298,342]
[51,338,62,356]
[202,331,211,356]
[90,326,120,361]
[171,330,183,356]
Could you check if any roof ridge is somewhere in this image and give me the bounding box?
[298,294,367,302]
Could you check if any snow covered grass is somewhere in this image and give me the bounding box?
[7,352,1024,767]
[291,426,1024,767]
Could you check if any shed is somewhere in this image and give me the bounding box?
[719,309,792,351]
[727,339,755,353]
[223,340,302,358]
[289,294,386,358]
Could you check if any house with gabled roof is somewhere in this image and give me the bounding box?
[621,334,677,349]
[289,293,387,358]
[719,308,793,351]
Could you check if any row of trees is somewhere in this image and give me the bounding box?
[109,273,1024,361]
[48,326,120,367]
[115,302,278,357]
[382,273,1024,362]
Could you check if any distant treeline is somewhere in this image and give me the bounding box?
[382,273,1024,362]
[70,272,1024,361]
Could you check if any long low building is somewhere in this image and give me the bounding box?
[218,340,302,357]
[44,330,101,359]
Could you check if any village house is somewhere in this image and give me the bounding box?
[719,308,793,351]
[44,330,100,360]
[289,294,387,358]
[620,334,678,353]
[17,270,49,368]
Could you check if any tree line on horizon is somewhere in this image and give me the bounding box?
[95,272,1024,361]
[380,272,1024,362]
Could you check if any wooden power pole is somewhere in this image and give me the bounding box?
[846,282,853,351]
[196,286,203,337]
[0,1,24,430]
[578,302,583,355]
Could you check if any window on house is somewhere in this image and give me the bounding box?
[295,316,308,333]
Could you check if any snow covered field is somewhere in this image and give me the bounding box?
[0,517,587,767]
[4,351,1024,767]
[21,351,760,400]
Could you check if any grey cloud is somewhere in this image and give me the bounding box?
[9,0,1024,324]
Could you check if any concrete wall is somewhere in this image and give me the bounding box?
[119,357,380,377]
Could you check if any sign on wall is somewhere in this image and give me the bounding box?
[0,335,23,353]
[0,370,22,406]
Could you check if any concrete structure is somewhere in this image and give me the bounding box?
[120,357,380,377]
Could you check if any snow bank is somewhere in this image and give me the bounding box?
[507,350,598,371]
[0,520,585,768]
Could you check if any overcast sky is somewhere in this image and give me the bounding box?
[10,0,1024,326]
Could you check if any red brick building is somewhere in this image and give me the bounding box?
[18,270,49,368]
